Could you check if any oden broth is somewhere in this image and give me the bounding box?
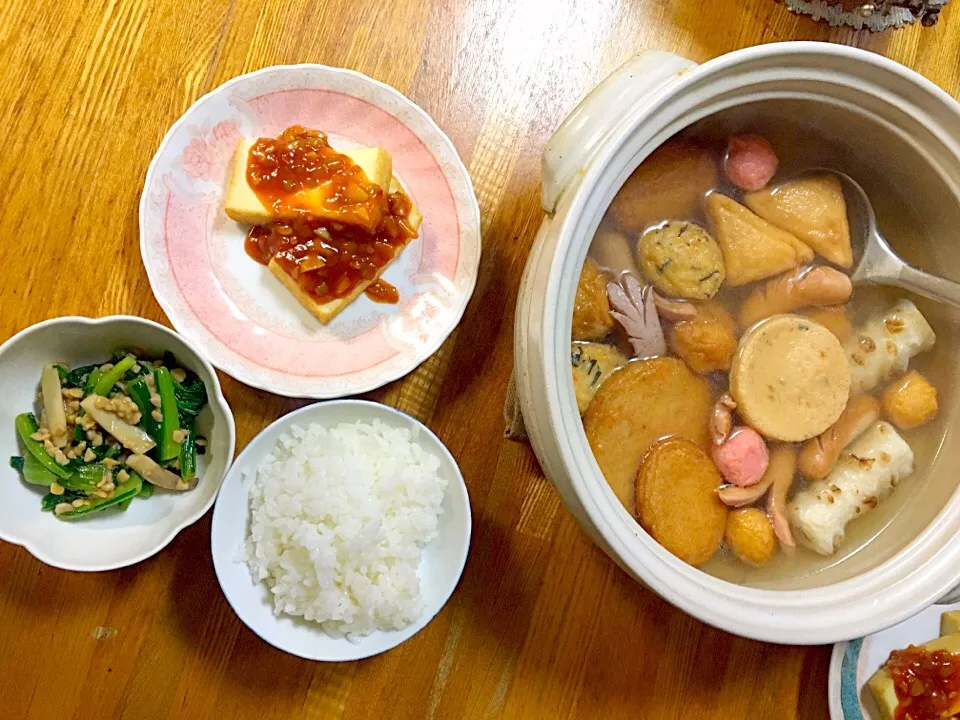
[579,103,955,589]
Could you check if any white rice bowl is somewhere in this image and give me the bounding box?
[244,418,448,639]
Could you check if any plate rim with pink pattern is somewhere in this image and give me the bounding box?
[139,64,481,398]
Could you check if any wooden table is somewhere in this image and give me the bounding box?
[2,1,958,717]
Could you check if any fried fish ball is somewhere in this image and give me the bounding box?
[585,357,713,514]
[667,301,738,374]
[637,437,727,567]
[881,371,939,430]
[637,221,725,300]
[573,257,615,341]
[725,508,777,566]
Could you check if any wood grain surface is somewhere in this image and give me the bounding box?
[1,1,959,718]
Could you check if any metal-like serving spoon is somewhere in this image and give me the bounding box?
[828,170,960,309]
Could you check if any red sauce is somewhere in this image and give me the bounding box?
[243,126,419,307]
[886,645,960,720]
[246,126,385,231]
[365,279,400,304]
[245,191,417,306]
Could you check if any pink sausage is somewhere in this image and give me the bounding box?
[724,134,779,192]
[711,427,770,487]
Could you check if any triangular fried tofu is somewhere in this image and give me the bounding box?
[704,192,813,286]
[744,174,852,268]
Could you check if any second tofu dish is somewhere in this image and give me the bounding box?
[572,126,945,582]
[225,126,422,324]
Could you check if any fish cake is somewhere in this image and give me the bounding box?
[637,437,727,567]
[584,357,713,513]
[637,221,725,300]
[725,508,776,566]
[730,314,850,442]
[609,139,718,233]
[666,301,738,374]
[573,258,616,341]
[571,342,628,415]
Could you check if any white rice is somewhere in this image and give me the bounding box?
[244,419,447,638]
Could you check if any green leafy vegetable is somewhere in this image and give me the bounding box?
[128,378,160,442]
[9,456,24,472]
[41,488,85,512]
[15,413,70,480]
[173,374,207,426]
[84,368,103,396]
[60,463,108,491]
[58,474,142,519]
[154,368,181,462]
[138,480,155,498]
[73,423,84,444]
[92,354,137,396]
[179,420,196,481]
[21,453,59,486]
[57,363,98,389]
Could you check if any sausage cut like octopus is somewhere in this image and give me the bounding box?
[709,394,769,488]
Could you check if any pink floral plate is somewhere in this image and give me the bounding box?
[140,65,481,398]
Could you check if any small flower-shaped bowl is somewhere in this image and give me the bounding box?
[0,316,236,571]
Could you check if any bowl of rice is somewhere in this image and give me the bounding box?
[210,399,470,661]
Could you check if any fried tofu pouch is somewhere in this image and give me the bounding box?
[584,357,713,513]
[744,174,852,268]
[705,193,813,286]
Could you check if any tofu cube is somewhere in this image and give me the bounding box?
[223,139,392,229]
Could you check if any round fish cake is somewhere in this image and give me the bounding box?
[637,221,725,300]
[584,357,713,514]
[730,314,850,442]
[637,437,727,567]
[573,258,615,341]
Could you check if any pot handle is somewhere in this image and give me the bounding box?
[541,49,697,215]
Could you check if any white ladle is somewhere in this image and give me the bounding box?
[829,170,960,308]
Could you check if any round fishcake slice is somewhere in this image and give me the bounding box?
[637,436,727,567]
[730,314,850,442]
